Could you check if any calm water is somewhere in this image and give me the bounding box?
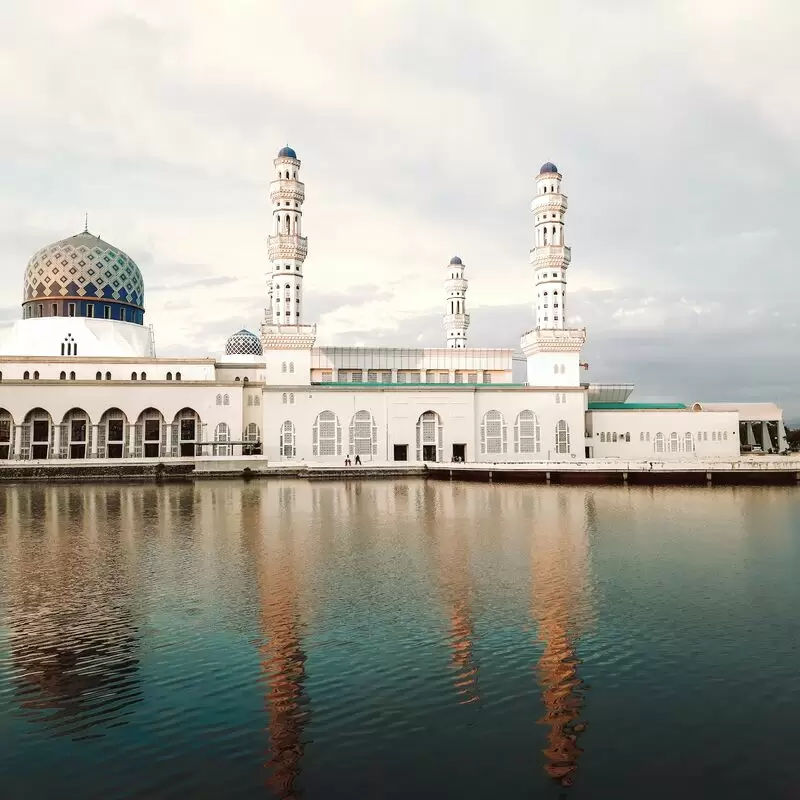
[1,480,799,799]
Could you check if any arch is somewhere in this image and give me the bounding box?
[69,371,76,381]
[172,407,202,457]
[23,371,30,380]
[289,392,294,405]
[0,408,14,459]
[23,408,53,459]
[480,409,507,455]
[105,371,111,380]
[254,395,261,406]
[243,377,249,383]
[668,432,681,453]
[216,394,222,406]
[312,410,342,458]
[280,420,296,458]
[514,410,541,454]
[176,372,182,381]
[289,362,294,374]
[140,372,147,381]
[247,395,254,407]
[223,394,230,405]
[235,376,241,382]
[135,407,165,458]
[282,392,287,405]
[98,407,127,458]
[131,372,138,380]
[416,410,443,462]
[213,422,232,456]
[684,432,695,453]
[555,419,570,455]
[654,432,665,454]
[96,371,102,381]
[166,372,173,381]
[59,371,66,380]
[33,371,39,380]
[281,362,287,373]
[243,422,262,456]
[349,410,378,457]
[58,407,92,459]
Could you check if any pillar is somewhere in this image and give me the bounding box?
[13,424,23,460]
[52,424,61,460]
[746,422,757,447]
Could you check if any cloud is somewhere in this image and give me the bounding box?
[0,0,797,416]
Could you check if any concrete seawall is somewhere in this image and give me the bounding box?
[0,456,797,486]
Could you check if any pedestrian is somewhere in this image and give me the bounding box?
[355,454,361,465]
[344,455,351,466]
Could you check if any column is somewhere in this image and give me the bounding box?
[13,424,23,460]
[52,424,61,460]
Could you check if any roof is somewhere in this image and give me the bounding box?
[691,402,783,420]
[589,402,687,410]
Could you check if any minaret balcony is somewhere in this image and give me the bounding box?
[530,244,571,267]
[531,193,568,213]
[268,235,308,261]
[443,313,470,327]
[269,180,305,203]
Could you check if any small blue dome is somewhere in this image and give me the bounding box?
[539,162,558,174]
[449,256,463,265]
[278,145,297,159]
[225,328,263,356]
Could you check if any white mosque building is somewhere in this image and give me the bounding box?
[0,147,788,464]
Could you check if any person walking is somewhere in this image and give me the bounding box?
[354,454,361,466]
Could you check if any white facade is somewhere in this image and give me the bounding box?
[0,147,786,465]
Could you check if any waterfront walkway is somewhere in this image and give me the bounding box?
[0,454,798,485]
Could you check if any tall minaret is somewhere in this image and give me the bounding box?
[521,162,586,391]
[266,146,308,326]
[444,256,470,348]
[532,163,569,330]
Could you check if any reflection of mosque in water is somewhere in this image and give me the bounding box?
[530,489,593,788]
[2,486,141,739]
[251,484,310,798]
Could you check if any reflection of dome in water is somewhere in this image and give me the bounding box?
[23,231,145,325]
[225,329,263,356]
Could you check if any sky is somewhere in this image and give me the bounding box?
[0,0,798,418]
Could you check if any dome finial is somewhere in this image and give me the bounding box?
[83,212,88,233]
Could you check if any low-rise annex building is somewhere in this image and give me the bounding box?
[0,150,789,463]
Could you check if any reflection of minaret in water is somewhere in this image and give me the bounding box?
[530,491,592,788]
[255,485,309,798]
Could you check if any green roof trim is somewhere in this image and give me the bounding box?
[311,382,528,388]
[589,402,687,410]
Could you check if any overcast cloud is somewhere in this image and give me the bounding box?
[1,0,798,417]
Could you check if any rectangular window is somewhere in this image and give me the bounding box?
[483,371,492,383]
[367,370,378,383]
[455,372,464,384]
[52,303,58,316]
[351,370,362,383]
[640,432,644,441]
[37,304,43,317]
[321,370,333,382]
[397,372,406,384]
[337,369,349,382]
[439,372,449,383]
[468,372,477,383]
[68,303,76,317]
[612,432,618,442]
[381,371,392,383]
[86,304,94,318]
[104,306,111,319]
[425,370,436,383]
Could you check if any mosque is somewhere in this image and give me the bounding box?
[0,147,788,463]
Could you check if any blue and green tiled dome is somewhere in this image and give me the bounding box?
[23,231,145,325]
[225,329,263,356]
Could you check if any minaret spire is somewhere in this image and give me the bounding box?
[266,145,307,326]
[83,212,88,233]
[444,256,469,348]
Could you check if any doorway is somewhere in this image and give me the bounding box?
[452,443,466,462]
[32,420,49,459]
[393,444,408,461]
[179,416,197,457]
[107,418,124,458]
[144,419,160,458]
[69,418,87,459]
[422,444,437,462]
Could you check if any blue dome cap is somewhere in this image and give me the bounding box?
[225,328,263,356]
[449,256,463,265]
[539,161,558,174]
[278,145,297,158]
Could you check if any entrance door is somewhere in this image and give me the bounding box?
[422,444,437,462]
[32,420,49,459]
[393,444,408,461]
[180,417,196,457]
[452,443,466,462]
[144,419,160,458]
[70,418,87,459]
[107,419,124,458]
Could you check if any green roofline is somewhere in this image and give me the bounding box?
[311,382,529,388]
[589,402,687,410]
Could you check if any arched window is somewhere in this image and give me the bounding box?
[349,410,378,457]
[243,377,249,383]
[60,371,66,380]
[555,420,570,454]
[33,371,39,380]
[280,420,296,458]
[96,371,102,380]
[216,394,222,406]
[223,394,230,406]
[105,371,111,380]
[289,362,295,374]
[235,376,241,382]
[416,410,443,462]
[543,227,549,245]
[213,422,231,457]
[654,432,665,453]
[312,411,342,457]
[23,371,29,380]
[282,393,287,404]
[480,410,507,455]
[247,396,254,407]
[244,422,261,456]
[684,432,695,453]
[131,372,138,380]
[600,432,606,443]
[166,372,173,380]
[69,371,75,381]
[289,393,294,405]
[669,432,681,453]
[553,364,559,374]
[281,362,287,373]
[176,372,182,381]
[560,364,566,374]
[514,410,540,454]
[254,395,261,406]
[141,372,146,380]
